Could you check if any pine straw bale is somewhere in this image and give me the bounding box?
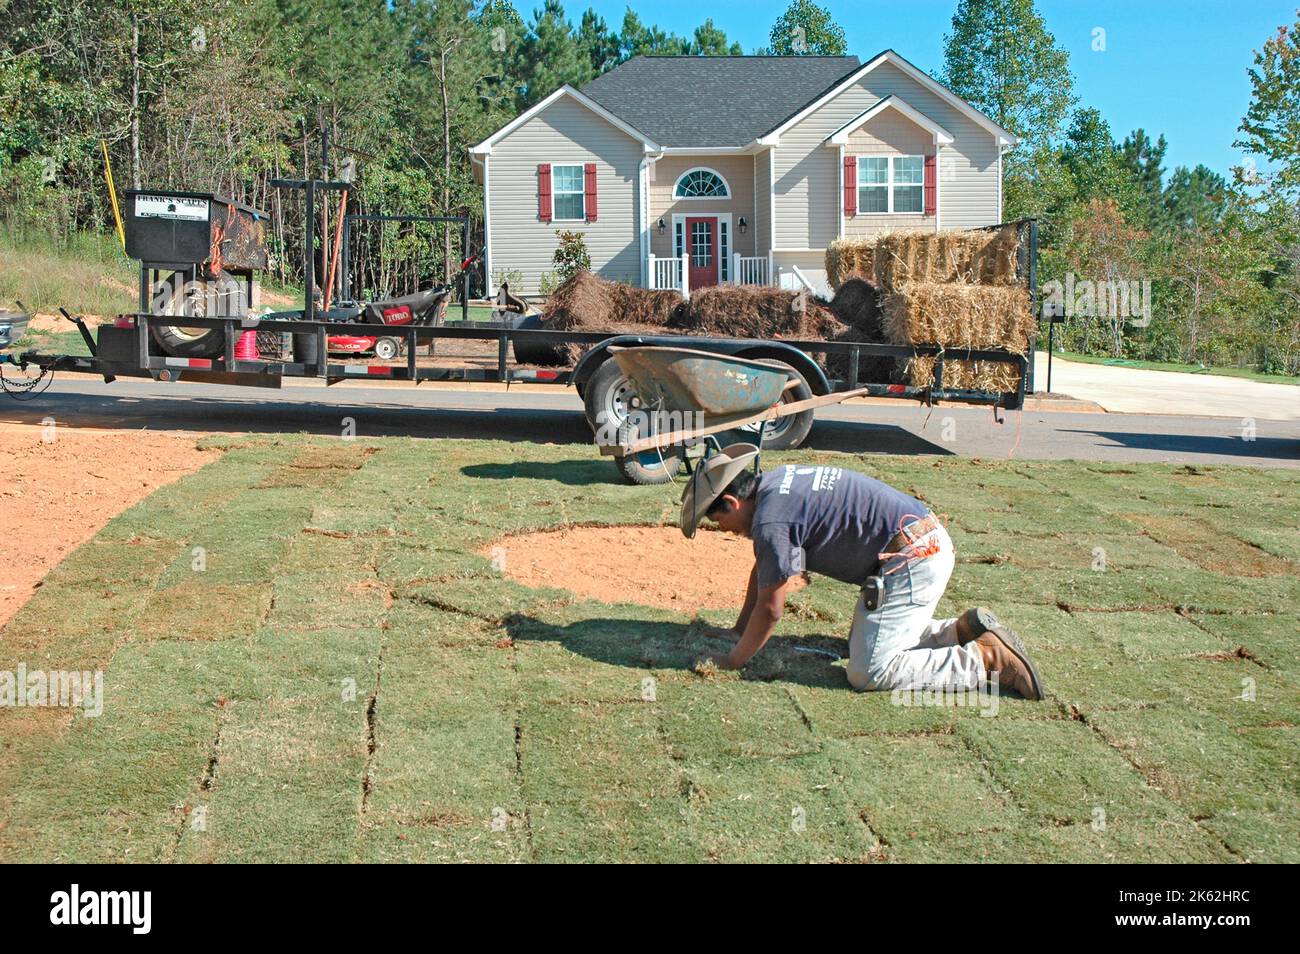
[873,225,1021,288]
[541,269,683,331]
[881,282,1034,353]
[824,278,895,384]
[904,356,1022,392]
[825,238,877,291]
[669,285,842,339]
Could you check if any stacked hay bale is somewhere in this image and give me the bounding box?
[826,224,1029,391]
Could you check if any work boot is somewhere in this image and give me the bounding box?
[975,628,1046,700]
[956,606,998,645]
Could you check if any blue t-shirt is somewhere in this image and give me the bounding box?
[750,465,929,589]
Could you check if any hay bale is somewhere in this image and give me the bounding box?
[904,355,1022,392]
[826,238,876,290]
[881,282,1034,354]
[670,285,841,339]
[874,225,1020,288]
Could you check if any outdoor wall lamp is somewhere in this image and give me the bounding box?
[738,216,747,234]
[657,217,666,235]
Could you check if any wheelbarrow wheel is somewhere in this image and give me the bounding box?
[614,449,682,486]
[746,360,814,450]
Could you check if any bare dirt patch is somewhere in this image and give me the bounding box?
[0,424,217,627]
[488,525,775,611]
[1134,514,1298,578]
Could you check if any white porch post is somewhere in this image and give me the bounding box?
[648,253,657,288]
[733,251,742,285]
[681,257,689,298]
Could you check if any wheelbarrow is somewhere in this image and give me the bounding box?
[596,345,870,483]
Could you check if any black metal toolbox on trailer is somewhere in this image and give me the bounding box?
[123,190,268,275]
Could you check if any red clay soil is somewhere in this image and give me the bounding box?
[0,424,217,627]
[488,525,806,611]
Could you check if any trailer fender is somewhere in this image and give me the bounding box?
[729,345,830,396]
[571,336,830,399]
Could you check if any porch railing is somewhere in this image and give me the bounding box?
[732,254,768,286]
[647,254,689,295]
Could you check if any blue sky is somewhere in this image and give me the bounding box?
[565,0,1294,177]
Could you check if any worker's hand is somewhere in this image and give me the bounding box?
[709,651,742,670]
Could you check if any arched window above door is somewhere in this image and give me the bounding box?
[674,168,730,199]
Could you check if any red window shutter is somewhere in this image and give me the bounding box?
[924,154,937,217]
[537,163,552,223]
[584,162,598,222]
[843,155,857,216]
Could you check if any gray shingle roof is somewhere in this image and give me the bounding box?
[580,56,862,148]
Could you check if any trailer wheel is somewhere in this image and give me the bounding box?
[150,270,232,359]
[583,357,638,439]
[613,449,682,486]
[374,337,400,361]
[746,360,814,450]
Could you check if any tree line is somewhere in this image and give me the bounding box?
[2,0,1297,372]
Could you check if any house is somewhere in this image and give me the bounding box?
[469,51,1016,298]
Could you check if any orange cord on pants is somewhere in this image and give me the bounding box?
[876,512,945,574]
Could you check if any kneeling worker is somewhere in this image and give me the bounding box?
[680,445,1045,699]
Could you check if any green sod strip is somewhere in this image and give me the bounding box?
[173,627,381,863]
[518,699,692,863]
[826,735,1024,850]
[355,614,525,863]
[0,640,258,862]
[682,751,879,863]
[1192,613,1300,677]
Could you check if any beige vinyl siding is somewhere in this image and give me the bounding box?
[773,60,1001,249]
[649,155,756,259]
[487,96,642,297]
[843,111,935,236]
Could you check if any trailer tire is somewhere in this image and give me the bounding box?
[747,360,814,450]
[582,357,637,439]
[150,270,234,359]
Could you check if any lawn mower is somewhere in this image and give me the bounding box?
[318,278,465,360]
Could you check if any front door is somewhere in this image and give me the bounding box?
[685,216,719,289]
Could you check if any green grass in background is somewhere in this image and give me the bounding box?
[1055,349,1300,386]
[0,438,1295,862]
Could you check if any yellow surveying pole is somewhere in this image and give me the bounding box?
[101,140,125,250]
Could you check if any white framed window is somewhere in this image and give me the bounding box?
[552,164,585,220]
[719,219,729,281]
[856,155,925,214]
[893,156,924,213]
[857,158,888,213]
[674,220,684,257]
[674,168,730,199]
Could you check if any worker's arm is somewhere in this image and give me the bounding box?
[731,563,760,634]
[713,576,795,670]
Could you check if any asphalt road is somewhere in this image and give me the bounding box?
[3,375,1297,468]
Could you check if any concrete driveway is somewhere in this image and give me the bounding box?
[1035,353,1298,421]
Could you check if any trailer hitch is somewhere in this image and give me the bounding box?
[58,308,115,383]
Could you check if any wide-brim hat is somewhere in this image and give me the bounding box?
[679,443,760,539]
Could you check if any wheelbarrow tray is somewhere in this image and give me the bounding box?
[608,345,791,416]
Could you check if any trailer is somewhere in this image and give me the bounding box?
[0,184,1039,484]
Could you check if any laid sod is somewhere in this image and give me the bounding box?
[0,436,1295,862]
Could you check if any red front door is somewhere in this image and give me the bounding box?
[685,216,719,289]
